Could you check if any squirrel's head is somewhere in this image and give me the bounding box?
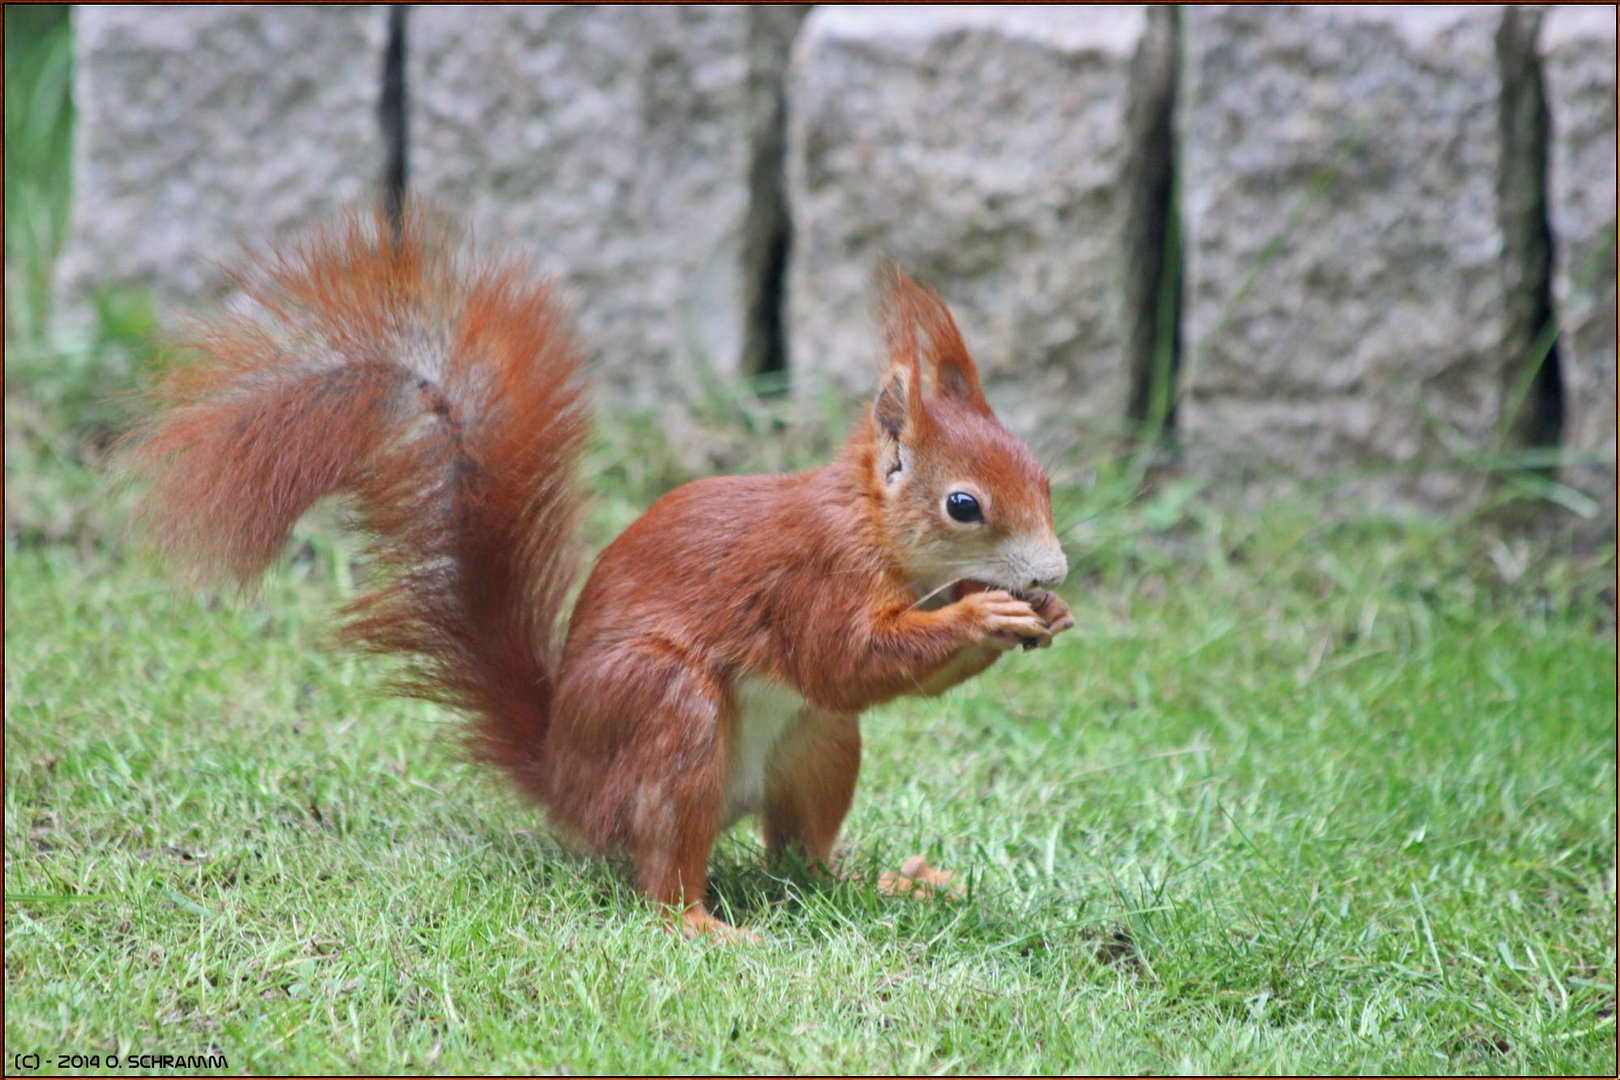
[864,267,1068,602]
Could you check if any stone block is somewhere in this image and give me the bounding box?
[407,5,807,408]
[58,5,391,317]
[1178,5,1548,511]
[1541,6,1617,516]
[785,5,1174,452]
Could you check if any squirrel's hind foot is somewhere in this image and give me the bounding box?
[875,854,965,900]
[676,904,760,943]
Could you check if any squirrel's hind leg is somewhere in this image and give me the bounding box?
[761,709,862,872]
[590,648,740,940]
[758,711,961,900]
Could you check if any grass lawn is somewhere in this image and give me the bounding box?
[5,387,1615,1073]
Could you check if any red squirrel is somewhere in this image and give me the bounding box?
[122,207,1074,938]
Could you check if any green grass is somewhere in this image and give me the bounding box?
[6,392,1616,1073]
[4,4,73,344]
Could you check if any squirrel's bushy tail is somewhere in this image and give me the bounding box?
[119,206,590,796]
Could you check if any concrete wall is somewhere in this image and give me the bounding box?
[60,4,1616,519]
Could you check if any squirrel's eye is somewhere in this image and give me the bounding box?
[945,491,983,524]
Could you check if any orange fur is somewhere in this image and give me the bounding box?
[121,208,1072,937]
[118,207,589,794]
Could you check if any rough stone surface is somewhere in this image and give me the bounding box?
[58,5,391,318]
[1541,7,1618,515]
[1178,5,1546,512]
[785,5,1174,453]
[408,5,807,408]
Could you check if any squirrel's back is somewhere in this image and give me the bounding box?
[563,466,874,663]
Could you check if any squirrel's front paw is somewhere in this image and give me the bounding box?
[1022,589,1075,645]
[959,589,1050,651]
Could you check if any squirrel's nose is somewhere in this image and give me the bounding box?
[1030,553,1069,591]
[1029,569,1068,592]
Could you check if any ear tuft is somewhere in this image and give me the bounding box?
[877,262,921,372]
[876,263,991,415]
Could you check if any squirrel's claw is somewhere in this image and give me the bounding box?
[1025,589,1075,638]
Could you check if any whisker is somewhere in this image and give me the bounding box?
[904,578,961,614]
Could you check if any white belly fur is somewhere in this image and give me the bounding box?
[724,674,805,823]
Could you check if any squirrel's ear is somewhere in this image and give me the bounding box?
[873,353,924,443]
[872,357,923,485]
[874,263,929,445]
[917,290,991,414]
[878,264,991,415]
